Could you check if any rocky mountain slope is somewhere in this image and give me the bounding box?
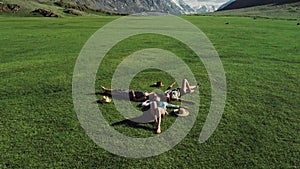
[69,0,183,14]
[69,0,219,14]
[1,0,223,16]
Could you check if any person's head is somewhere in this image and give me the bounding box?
[165,92,171,102]
[149,92,166,102]
[154,93,161,101]
[149,92,159,101]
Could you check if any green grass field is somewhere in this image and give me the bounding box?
[0,15,299,168]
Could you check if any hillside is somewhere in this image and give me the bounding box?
[61,0,219,14]
[68,0,184,14]
[0,0,223,16]
[214,2,300,20]
[218,0,300,11]
[0,0,193,16]
[0,0,124,17]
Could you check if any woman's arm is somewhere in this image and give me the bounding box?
[165,102,189,109]
[167,81,176,90]
[165,102,180,109]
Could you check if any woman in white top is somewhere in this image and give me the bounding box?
[142,93,187,134]
[164,79,199,104]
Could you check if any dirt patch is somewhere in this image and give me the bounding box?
[31,8,60,17]
[0,3,21,13]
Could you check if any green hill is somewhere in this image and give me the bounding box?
[0,0,122,17]
[213,2,300,20]
[218,0,300,10]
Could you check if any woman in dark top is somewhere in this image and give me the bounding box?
[100,86,150,102]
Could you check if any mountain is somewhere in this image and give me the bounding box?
[169,0,216,14]
[69,0,186,14]
[170,0,194,13]
[70,0,219,14]
[1,0,224,17]
[194,4,216,13]
[217,0,236,11]
[218,0,300,11]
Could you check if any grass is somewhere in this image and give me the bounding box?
[0,15,300,168]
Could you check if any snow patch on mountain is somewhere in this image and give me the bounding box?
[170,0,229,13]
[170,0,184,10]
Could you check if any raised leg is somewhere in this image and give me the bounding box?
[180,79,199,94]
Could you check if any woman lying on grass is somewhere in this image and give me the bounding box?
[100,86,150,102]
[142,93,188,134]
[164,79,199,104]
[100,78,199,104]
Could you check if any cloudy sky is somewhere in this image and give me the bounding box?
[184,0,230,8]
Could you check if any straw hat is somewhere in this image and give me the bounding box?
[154,81,164,87]
[102,96,112,103]
[174,108,189,117]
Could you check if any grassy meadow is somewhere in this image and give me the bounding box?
[0,15,299,168]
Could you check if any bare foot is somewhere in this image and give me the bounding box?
[188,89,194,93]
[156,128,161,134]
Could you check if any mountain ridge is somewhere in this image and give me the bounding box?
[69,0,218,14]
[0,0,221,16]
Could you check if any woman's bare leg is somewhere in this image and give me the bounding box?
[150,101,158,122]
[156,112,162,134]
[101,86,133,97]
[150,101,162,134]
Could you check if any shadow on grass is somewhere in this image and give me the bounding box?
[111,119,155,132]
[87,92,110,96]
[111,112,156,132]
[91,93,156,132]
